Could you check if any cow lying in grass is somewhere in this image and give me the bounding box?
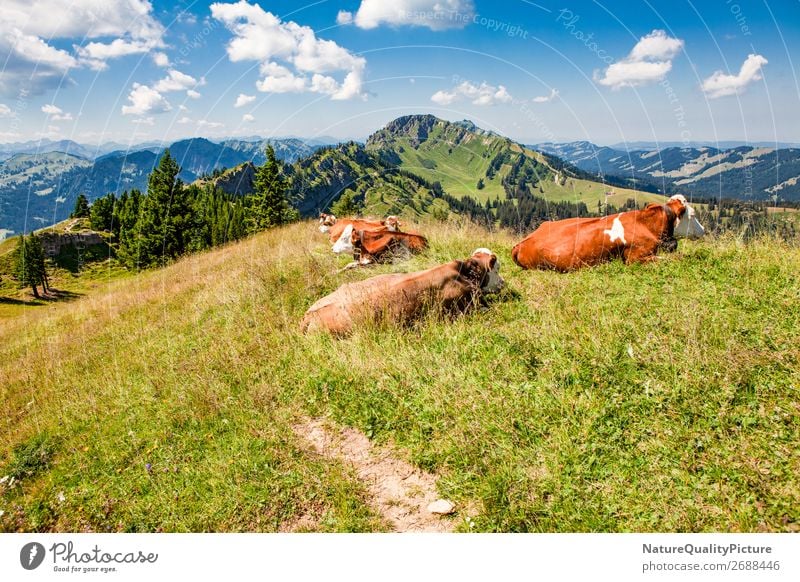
[319,213,401,244]
[300,249,504,336]
[511,194,705,271]
[341,227,429,269]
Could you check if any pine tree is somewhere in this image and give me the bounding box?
[134,150,189,267]
[71,193,90,218]
[247,145,298,233]
[13,233,48,298]
[89,193,116,232]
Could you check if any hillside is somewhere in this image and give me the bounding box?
[286,142,451,219]
[1,220,798,532]
[535,141,800,201]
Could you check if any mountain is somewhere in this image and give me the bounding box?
[365,115,663,209]
[287,142,451,219]
[534,141,800,201]
[0,138,327,236]
[608,140,800,151]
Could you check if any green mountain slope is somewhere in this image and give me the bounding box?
[365,114,665,209]
[287,142,451,219]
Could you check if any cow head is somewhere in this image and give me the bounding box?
[669,194,705,239]
[382,215,401,231]
[332,223,355,254]
[466,248,504,293]
[319,213,337,234]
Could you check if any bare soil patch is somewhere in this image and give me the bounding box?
[292,418,455,532]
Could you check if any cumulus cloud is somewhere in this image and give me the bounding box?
[41,103,74,121]
[0,104,11,117]
[234,93,256,107]
[122,69,202,116]
[336,10,353,25]
[152,52,170,67]
[431,80,513,106]
[596,30,684,89]
[153,69,201,93]
[701,54,768,99]
[210,1,367,100]
[342,0,474,31]
[242,113,255,122]
[177,116,225,130]
[532,88,559,103]
[0,0,165,95]
[122,83,172,115]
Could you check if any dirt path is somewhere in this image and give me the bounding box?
[292,418,455,532]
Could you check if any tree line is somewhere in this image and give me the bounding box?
[9,145,297,297]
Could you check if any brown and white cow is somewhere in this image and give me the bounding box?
[511,194,704,271]
[342,227,429,268]
[300,249,504,335]
[320,214,401,246]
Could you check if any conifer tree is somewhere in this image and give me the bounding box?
[13,233,48,298]
[134,150,188,267]
[247,145,298,233]
[89,193,116,232]
[71,193,90,218]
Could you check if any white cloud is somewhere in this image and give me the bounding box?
[701,54,768,99]
[123,69,201,116]
[41,103,74,121]
[0,104,11,117]
[532,88,559,103]
[153,69,199,93]
[431,91,458,105]
[431,80,513,106]
[177,116,193,124]
[131,116,155,126]
[242,113,255,122]
[336,11,353,25]
[234,93,256,107]
[0,0,165,96]
[153,52,170,67]
[346,0,474,31]
[121,83,171,115]
[211,1,367,100]
[197,120,224,130]
[597,30,684,89]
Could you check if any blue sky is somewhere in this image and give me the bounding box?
[1,0,798,146]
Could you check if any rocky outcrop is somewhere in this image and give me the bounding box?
[39,231,104,257]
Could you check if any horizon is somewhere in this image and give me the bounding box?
[3,112,800,151]
[1,1,798,147]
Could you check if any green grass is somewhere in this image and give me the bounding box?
[1,220,798,532]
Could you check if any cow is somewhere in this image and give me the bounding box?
[320,214,401,244]
[300,248,504,336]
[511,194,704,272]
[342,226,428,268]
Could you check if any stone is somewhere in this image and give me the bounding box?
[427,499,455,515]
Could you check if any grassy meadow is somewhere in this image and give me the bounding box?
[1,219,798,532]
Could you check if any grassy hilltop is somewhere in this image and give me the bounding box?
[1,220,798,532]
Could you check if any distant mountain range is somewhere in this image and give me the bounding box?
[0,137,325,237]
[4,121,799,239]
[533,141,800,202]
